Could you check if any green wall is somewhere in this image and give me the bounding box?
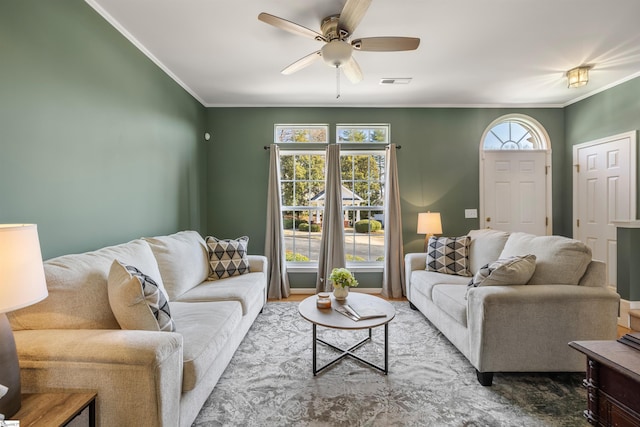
[564,77,640,230]
[0,1,207,259]
[205,107,565,285]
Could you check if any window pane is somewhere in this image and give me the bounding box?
[281,182,294,206]
[280,155,293,180]
[275,125,328,143]
[483,119,541,150]
[337,125,390,144]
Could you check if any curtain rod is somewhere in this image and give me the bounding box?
[263,145,401,150]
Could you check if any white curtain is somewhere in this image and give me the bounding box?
[316,144,346,292]
[265,144,290,299]
[382,144,405,298]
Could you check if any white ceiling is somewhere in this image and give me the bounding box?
[86,0,640,108]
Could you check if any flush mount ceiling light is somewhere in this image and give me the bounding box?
[566,65,592,88]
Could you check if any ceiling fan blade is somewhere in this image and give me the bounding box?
[281,51,322,75]
[258,12,326,42]
[342,57,363,83]
[338,0,372,36]
[352,37,420,51]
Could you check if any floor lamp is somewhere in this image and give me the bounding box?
[417,212,442,251]
[0,224,48,419]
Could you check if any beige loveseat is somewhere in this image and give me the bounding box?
[8,230,267,426]
[405,229,620,386]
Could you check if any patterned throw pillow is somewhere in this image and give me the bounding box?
[468,254,537,288]
[426,236,472,277]
[206,236,250,280]
[107,260,176,332]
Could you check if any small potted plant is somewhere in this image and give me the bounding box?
[329,267,358,300]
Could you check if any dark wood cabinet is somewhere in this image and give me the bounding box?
[570,336,640,426]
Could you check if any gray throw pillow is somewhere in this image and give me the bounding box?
[468,254,537,287]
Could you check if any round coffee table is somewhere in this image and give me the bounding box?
[298,292,396,375]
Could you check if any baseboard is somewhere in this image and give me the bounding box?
[618,299,640,328]
[289,288,383,295]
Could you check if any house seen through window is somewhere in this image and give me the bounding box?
[277,124,388,266]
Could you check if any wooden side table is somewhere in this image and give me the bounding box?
[569,338,640,426]
[11,392,96,427]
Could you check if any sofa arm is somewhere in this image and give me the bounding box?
[466,285,620,373]
[404,253,427,301]
[248,255,268,273]
[15,329,183,427]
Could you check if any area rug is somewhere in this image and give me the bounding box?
[192,302,588,426]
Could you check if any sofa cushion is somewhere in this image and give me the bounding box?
[431,285,468,327]
[499,232,592,285]
[468,255,537,287]
[426,236,472,277]
[410,270,471,301]
[144,231,209,300]
[170,301,242,392]
[8,239,164,331]
[468,229,510,275]
[175,272,265,315]
[108,260,176,332]
[205,236,250,280]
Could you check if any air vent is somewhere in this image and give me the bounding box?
[380,78,412,85]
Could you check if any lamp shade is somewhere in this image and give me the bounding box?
[417,212,442,235]
[0,224,48,313]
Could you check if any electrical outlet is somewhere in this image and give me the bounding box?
[465,209,478,219]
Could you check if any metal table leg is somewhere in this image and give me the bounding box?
[312,324,389,375]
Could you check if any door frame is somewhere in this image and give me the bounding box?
[479,114,553,234]
[572,130,637,239]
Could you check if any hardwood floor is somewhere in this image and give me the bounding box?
[269,292,406,303]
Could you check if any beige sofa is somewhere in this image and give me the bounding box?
[8,230,267,426]
[405,229,620,386]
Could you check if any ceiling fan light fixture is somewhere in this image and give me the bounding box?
[566,65,591,88]
[321,40,352,67]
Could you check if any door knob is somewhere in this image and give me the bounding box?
[486,217,491,222]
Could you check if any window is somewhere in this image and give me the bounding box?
[341,151,385,263]
[280,150,325,263]
[337,124,389,144]
[275,125,328,143]
[482,115,548,150]
[277,124,388,267]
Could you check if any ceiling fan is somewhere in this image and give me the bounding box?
[258,0,420,85]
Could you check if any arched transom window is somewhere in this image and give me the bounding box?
[482,114,549,150]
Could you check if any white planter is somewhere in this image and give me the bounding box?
[333,286,349,300]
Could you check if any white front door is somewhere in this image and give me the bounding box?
[481,150,548,235]
[573,131,636,289]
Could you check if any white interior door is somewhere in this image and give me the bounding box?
[573,131,636,290]
[482,150,548,235]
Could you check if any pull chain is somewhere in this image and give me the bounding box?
[336,65,340,99]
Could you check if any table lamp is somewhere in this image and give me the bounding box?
[0,224,48,418]
[417,212,442,251]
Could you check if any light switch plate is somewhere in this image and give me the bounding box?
[465,209,478,219]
